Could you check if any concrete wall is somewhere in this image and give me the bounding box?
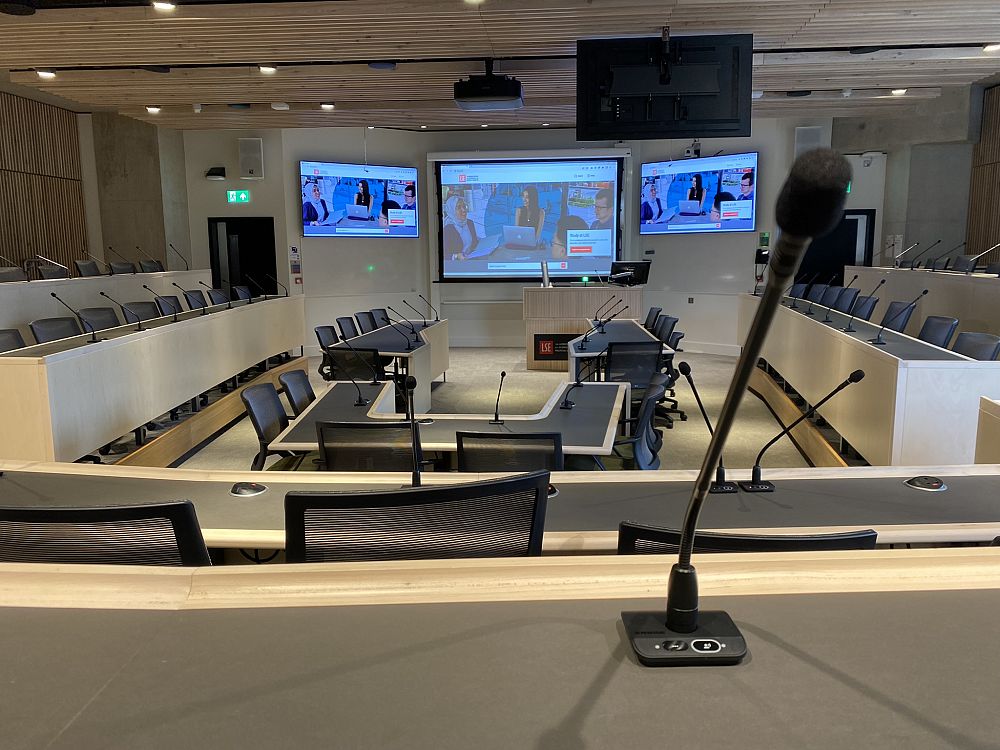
[157,127,191,270]
[76,114,104,260]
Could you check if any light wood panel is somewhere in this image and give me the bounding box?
[969,85,1000,265]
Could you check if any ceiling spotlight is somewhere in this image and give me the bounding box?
[35,70,56,79]
[145,106,162,114]
[841,88,853,98]
[271,102,290,111]
[320,103,335,111]
[258,65,277,74]
[464,0,485,4]
[984,44,1000,52]
[542,123,550,126]
[891,88,908,96]
[193,103,202,113]
[420,125,427,129]
[751,90,764,100]
[367,125,375,130]
[151,1,176,10]
[368,61,397,71]
[481,123,488,128]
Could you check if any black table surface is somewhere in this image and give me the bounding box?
[332,320,437,355]
[570,319,657,355]
[6,589,1000,748]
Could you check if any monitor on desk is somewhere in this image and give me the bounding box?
[609,260,650,286]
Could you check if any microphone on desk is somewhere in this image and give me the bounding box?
[100,291,144,332]
[402,299,427,327]
[85,251,112,275]
[927,242,964,271]
[244,275,269,300]
[490,371,506,425]
[802,273,836,316]
[677,361,737,494]
[199,280,231,309]
[0,253,29,281]
[386,306,420,341]
[172,282,205,315]
[142,283,179,322]
[783,272,818,310]
[601,304,629,325]
[596,300,626,332]
[405,375,422,487]
[339,335,382,386]
[106,245,135,272]
[964,243,1000,274]
[559,375,585,410]
[35,254,70,276]
[265,274,289,297]
[740,370,865,493]
[893,241,919,267]
[579,304,629,350]
[622,148,852,667]
[869,289,928,345]
[167,243,190,271]
[417,293,440,322]
[135,245,164,271]
[383,314,416,351]
[50,292,98,343]
[820,273,857,324]
[594,294,619,322]
[906,239,941,268]
[842,278,885,333]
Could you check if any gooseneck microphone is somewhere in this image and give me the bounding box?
[740,370,865,492]
[142,283,179,322]
[386,306,420,341]
[35,254,69,276]
[869,289,928,345]
[167,243,190,271]
[383,315,416,351]
[106,245,136,273]
[559,377,585,410]
[417,293,440,322]
[784,272,818,310]
[596,300,626,332]
[199,280,231,309]
[677,361,736,494]
[594,294,618,322]
[964,243,1000,273]
[244,275,269,300]
[927,241,964,271]
[338,335,382,386]
[820,273,857,324]
[100,291,144,332]
[802,273,836,316]
[405,375,422,487]
[842,278,885,333]
[135,245,163,270]
[50,292,98,343]
[906,239,941,268]
[622,148,852,667]
[893,241,918,267]
[402,299,427,327]
[172,282,205,315]
[490,371,506,425]
[86,251,112,274]
[264,274,288,297]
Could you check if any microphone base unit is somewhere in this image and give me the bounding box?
[489,419,504,425]
[867,336,888,346]
[842,325,856,333]
[354,397,371,407]
[559,400,574,410]
[621,610,748,667]
[737,479,775,493]
[709,481,739,495]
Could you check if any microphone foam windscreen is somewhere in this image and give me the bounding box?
[848,369,865,383]
[775,149,852,238]
[677,361,692,377]
[405,375,418,390]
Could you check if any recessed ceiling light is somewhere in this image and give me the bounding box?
[192,103,202,113]
[891,88,907,96]
[368,61,397,71]
[841,88,853,98]
[984,44,1000,52]
[145,105,162,114]
[258,65,277,74]
[320,103,335,111]
[367,125,375,130]
[420,125,427,129]
[151,1,176,10]
[270,102,290,111]
[464,0,485,4]
[542,122,550,126]
[481,123,488,128]
[35,69,56,79]
[751,90,764,100]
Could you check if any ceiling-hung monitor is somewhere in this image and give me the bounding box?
[437,157,623,282]
[300,161,418,238]
[640,152,758,235]
[576,34,753,141]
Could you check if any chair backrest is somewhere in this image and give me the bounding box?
[985,262,1000,276]
[950,256,975,273]
[155,295,182,317]
[603,341,662,389]
[630,383,666,471]
[337,316,360,340]
[819,285,842,308]
[0,328,27,353]
[240,383,290,445]
[315,325,339,350]
[284,470,550,563]
[38,264,68,280]
[850,295,878,322]
[917,315,959,349]
[788,283,807,299]
[206,288,229,306]
[805,283,828,302]
[652,314,678,345]
[834,287,859,313]
[182,289,208,309]
[666,330,685,351]
[370,308,391,327]
[897,259,913,269]
[0,266,27,282]
[880,300,916,332]
[232,284,252,300]
[0,501,211,566]
[642,306,662,331]
[139,259,164,273]
[278,369,316,417]
[327,347,384,381]
[109,261,136,274]
[616,521,878,554]
[29,316,82,343]
[952,332,1000,361]
[456,431,564,472]
[78,307,121,332]
[315,421,421,471]
[74,259,102,277]
[355,310,377,334]
[122,301,160,323]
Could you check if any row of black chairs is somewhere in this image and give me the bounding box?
[0,473,877,566]
[0,258,170,283]
[898,256,1000,274]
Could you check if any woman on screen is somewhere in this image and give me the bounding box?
[515,185,546,246]
[303,182,330,225]
[687,174,707,214]
[355,179,373,219]
[443,195,479,260]
[640,183,664,224]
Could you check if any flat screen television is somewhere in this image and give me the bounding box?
[639,152,757,235]
[300,161,418,238]
[437,157,623,282]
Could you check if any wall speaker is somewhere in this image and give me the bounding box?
[238,137,264,181]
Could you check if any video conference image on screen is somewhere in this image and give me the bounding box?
[639,152,757,235]
[300,161,419,238]
[438,158,621,281]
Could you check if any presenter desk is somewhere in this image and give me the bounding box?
[567,318,668,380]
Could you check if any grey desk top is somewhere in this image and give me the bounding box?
[570,319,658,356]
[6,589,1000,749]
[333,320,435,356]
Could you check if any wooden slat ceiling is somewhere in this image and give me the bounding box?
[2,0,1000,129]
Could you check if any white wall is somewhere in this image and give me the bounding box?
[843,152,887,265]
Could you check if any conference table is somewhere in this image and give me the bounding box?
[567,318,668,380]
[332,319,448,413]
[739,293,1000,466]
[977,397,1000,463]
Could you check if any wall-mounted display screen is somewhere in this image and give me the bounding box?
[300,161,418,238]
[437,158,622,281]
[639,152,757,235]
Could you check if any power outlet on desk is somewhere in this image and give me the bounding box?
[644,249,655,255]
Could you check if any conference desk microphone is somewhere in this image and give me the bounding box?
[402,299,427,327]
[893,241,919,268]
[621,148,852,667]
[869,289,928,345]
[386,306,420,342]
[820,273,857,324]
[417,293,440,322]
[384,314,416,351]
[907,239,941,268]
[167,243,190,271]
[842,278,885,332]
[739,369,865,493]
[784,272,818,310]
[85,252,113,275]
[106,245,136,273]
[244,275,269,300]
[596,300,626,332]
[35,254,70,277]
[404,375,422,487]
[579,304,629,350]
[559,377,585,410]
[593,294,619,322]
[142,283,179,322]
[802,273,836,316]
[135,245,163,271]
[49,292,99,343]
[677,361,737,494]
[99,291,144,332]
[0,253,28,281]
[198,280,231,309]
[927,242,964,271]
[963,244,1000,274]
[490,371,506,425]
[172,282,205,315]
[265,274,289,297]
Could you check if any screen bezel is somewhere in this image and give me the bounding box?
[638,151,758,236]
[435,156,625,283]
[298,160,419,240]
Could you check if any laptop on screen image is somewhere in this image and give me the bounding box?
[346,204,370,220]
[678,200,701,216]
[503,225,536,249]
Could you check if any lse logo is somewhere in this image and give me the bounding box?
[458,174,467,183]
[539,340,555,355]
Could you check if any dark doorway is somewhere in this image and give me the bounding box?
[796,209,876,286]
[207,217,278,296]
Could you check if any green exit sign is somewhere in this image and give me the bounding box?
[227,189,251,204]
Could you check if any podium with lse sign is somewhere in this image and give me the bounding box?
[523,285,645,370]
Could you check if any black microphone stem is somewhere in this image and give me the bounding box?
[384,316,416,351]
[594,294,618,320]
[907,239,941,267]
[167,243,190,271]
[843,278,885,333]
[402,299,427,327]
[785,271,818,309]
[678,362,735,494]
[386,306,420,341]
[339,336,382,386]
[173,282,205,316]
[244,275,269,300]
[100,291,143,332]
[869,289,927,345]
[50,292,97,343]
[143,284,178,322]
[490,371,506,425]
[265,274,288,296]
[417,293,439,321]
[821,273,857,324]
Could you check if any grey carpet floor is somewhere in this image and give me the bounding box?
[180,348,807,472]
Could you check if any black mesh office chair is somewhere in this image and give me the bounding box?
[122,301,160,323]
[241,383,292,471]
[603,341,662,400]
[183,289,208,310]
[0,266,27,282]
[284,470,550,563]
[788,283,808,299]
[139,259,164,273]
[818,285,842,308]
[315,325,339,381]
[616,521,877,554]
[849,295,879,322]
[917,316,959,349]
[315,421,420,471]
[834,287,860,313]
[667,329,684,352]
[155,295,182,317]
[206,288,230,306]
[110,261,136,274]
[0,501,211,566]
[74,259,102,277]
[29,317,82,343]
[928,257,953,271]
[232,285,252,301]
[880,300,917,333]
[986,262,1000,276]
[355,311,377,334]
[652,314,678,346]
[613,382,666,471]
[805,283,829,303]
[897,259,914,269]
[278,370,316,418]
[328,346,385,381]
[643,306,662,331]
[38,264,68,280]
[370,308,391,327]
[0,328,27,353]
[456,431,564,472]
[950,256,976,273]
[78,307,121,332]
[952,332,1000,361]
[337,316,360,340]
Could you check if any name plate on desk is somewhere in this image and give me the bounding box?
[533,333,577,361]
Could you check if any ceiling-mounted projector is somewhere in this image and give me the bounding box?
[454,59,524,111]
